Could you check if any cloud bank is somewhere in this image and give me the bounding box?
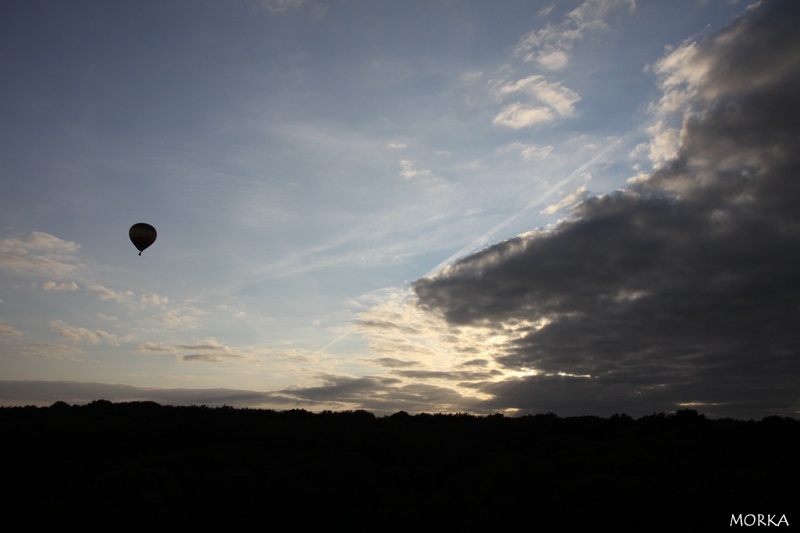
[413,0,800,419]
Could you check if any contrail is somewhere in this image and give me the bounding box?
[312,330,353,356]
[426,134,633,277]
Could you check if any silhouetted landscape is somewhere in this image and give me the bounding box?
[1,401,796,530]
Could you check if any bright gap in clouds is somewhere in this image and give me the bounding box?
[2,0,796,419]
[330,132,636,403]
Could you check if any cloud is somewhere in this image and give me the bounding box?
[353,288,542,408]
[398,159,450,193]
[137,342,176,353]
[0,232,82,278]
[0,380,303,409]
[394,369,503,381]
[0,323,23,338]
[0,232,80,256]
[499,142,554,159]
[282,374,477,415]
[87,284,135,303]
[183,353,247,363]
[399,159,433,180]
[159,309,202,330]
[85,283,191,329]
[0,377,478,414]
[492,103,556,129]
[138,338,258,363]
[460,70,483,82]
[540,185,588,215]
[493,0,634,130]
[260,0,303,13]
[513,0,635,70]
[41,281,80,291]
[50,320,132,346]
[412,0,800,419]
[140,293,170,307]
[179,338,247,363]
[371,357,421,369]
[273,348,314,363]
[7,344,82,361]
[491,76,580,129]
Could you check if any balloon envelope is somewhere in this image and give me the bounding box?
[129,223,157,255]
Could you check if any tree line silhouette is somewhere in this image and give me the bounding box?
[1,401,797,530]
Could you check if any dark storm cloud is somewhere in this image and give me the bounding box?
[0,377,479,416]
[461,359,490,367]
[182,353,247,362]
[372,357,421,368]
[177,340,248,362]
[355,319,421,335]
[394,369,503,381]
[413,0,800,419]
[283,375,477,415]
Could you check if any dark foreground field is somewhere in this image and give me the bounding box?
[1,402,797,531]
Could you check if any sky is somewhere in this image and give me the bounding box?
[1,0,797,419]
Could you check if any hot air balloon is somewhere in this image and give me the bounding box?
[129,223,157,256]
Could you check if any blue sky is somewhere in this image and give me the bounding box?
[3,0,797,418]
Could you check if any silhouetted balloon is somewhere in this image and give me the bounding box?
[129,223,157,256]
